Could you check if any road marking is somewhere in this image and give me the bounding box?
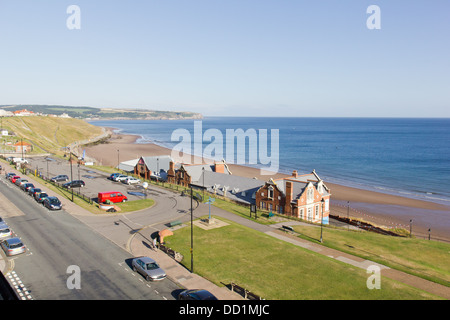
[7,271,33,300]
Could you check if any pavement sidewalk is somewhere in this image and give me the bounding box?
[129,231,243,300]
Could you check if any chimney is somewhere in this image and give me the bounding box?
[215,162,225,173]
[286,181,293,213]
[292,170,298,178]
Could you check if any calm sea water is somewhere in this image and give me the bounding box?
[89,117,450,206]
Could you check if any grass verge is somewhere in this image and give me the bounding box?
[291,224,450,287]
[164,216,442,300]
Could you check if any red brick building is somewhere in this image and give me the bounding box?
[256,170,331,224]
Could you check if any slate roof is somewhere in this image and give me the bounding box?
[183,161,232,182]
[118,155,173,177]
[192,171,264,204]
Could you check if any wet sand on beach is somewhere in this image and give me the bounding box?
[83,131,450,241]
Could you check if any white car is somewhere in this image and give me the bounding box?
[114,174,128,182]
[123,176,140,185]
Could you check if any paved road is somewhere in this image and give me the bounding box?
[0,175,181,300]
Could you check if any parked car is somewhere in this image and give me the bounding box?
[62,180,85,189]
[16,179,28,186]
[123,176,140,185]
[131,256,166,281]
[108,173,121,180]
[0,222,13,241]
[178,289,218,300]
[28,188,42,197]
[5,172,15,180]
[98,192,128,204]
[21,183,35,192]
[1,237,26,256]
[35,192,49,203]
[11,176,20,183]
[113,174,128,182]
[50,175,69,182]
[43,197,62,210]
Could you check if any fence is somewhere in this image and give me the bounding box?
[30,170,94,205]
[229,282,263,300]
[158,244,183,262]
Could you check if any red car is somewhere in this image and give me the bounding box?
[11,176,20,184]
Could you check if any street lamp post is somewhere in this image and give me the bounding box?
[190,186,194,273]
[69,148,73,202]
[347,201,350,231]
[320,199,324,243]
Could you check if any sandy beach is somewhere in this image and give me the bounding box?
[83,131,450,242]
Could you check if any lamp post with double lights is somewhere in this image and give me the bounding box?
[320,199,325,243]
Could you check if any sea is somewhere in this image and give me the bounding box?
[89,117,450,207]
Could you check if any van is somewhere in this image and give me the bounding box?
[98,192,128,204]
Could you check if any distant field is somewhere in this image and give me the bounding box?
[164,216,442,300]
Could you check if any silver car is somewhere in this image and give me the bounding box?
[1,237,26,256]
[131,256,166,281]
[0,222,13,241]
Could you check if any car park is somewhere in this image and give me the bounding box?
[0,222,13,241]
[62,180,85,189]
[1,237,26,256]
[43,197,62,210]
[123,176,140,185]
[50,175,69,182]
[131,256,166,281]
[35,192,49,203]
[178,289,218,300]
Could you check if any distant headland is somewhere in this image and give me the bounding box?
[0,104,203,120]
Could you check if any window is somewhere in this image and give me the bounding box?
[306,189,314,202]
[268,186,274,199]
[315,205,319,217]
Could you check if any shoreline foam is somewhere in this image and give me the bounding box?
[83,130,450,241]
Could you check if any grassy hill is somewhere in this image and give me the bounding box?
[1,116,104,156]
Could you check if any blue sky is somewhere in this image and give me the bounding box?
[0,0,449,117]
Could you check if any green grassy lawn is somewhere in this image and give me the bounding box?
[211,197,279,225]
[292,225,450,287]
[164,216,442,300]
[2,116,103,155]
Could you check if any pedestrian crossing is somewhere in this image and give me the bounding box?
[6,270,33,300]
